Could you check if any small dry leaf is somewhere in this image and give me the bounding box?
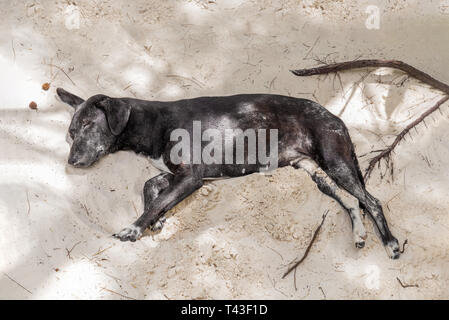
[29,101,38,110]
[42,82,50,91]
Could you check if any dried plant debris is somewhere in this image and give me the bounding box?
[291,59,449,181]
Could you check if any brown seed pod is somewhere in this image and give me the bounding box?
[29,101,38,110]
[42,82,50,91]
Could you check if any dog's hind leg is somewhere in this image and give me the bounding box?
[314,127,400,259]
[292,156,367,249]
[323,160,400,259]
[324,161,400,259]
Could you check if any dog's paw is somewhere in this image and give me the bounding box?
[385,238,400,259]
[150,217,166,232]
[113,224,142,242]
[355,238,366,249]
[353,223,367,249]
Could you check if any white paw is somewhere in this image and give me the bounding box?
[354,233,367,249]
[150,217,166,232]
[113,224,142,242]
[353,223,367,249]
[385,238,400,259]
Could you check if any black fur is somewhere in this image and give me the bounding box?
[57,88,399,258]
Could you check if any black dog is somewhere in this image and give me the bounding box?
[57,87,400,259]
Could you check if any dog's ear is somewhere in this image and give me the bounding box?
[95,97,131,136]
[56,88,85,108]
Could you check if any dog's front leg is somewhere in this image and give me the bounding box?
[143,172,174,232]
[113,170,203,242]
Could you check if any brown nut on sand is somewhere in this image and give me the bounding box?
[29,101,38,110]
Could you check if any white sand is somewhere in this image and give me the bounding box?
[1,0,448,299]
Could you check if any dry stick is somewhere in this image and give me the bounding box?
[166,74,205,88]
[318,286,326,299]
[46,63,77,86]
[265,245,285,262]
[26,190,31,215]
[303,36,320,60]
[163,293,172,300]
[396,277,419,288]
[101,287,137,300]
[82,203,90,216]
[400,239,408,254]
[123,82,133,91]
[282,210,328,279]
[364,95,449,180]
[92,245,113,257]
[66,241,82,259]
[291,60,449,94]
[3,273,32,294]
[291,59,449,180]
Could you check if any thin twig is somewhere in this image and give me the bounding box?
[66,241,81,259]
[103,272,122,286]
[165,74,204,88]
[3,273,32,294]
[92,245,113,257]
[101,287,137,300]
[400,239,408,254]
[358,149,386,158]
[46,63,76,86]
[318,286,326,299]
[11,39,16,61]
[396,277,419,288]
[265,245,284,262]
[303,36,320,60]
[282,210,329,279]
[385,192,401,211]
[268,274,288,298]
[163,293,172,300]
[123,83,133,91]
[82,203,90,216]
[26,190,31,215]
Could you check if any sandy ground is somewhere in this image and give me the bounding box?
[1,0,449,299]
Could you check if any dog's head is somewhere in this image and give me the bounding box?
[57,88,131,168]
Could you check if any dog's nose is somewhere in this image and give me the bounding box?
[68,157,83,167]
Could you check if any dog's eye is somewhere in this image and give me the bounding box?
[82,119,91,128]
